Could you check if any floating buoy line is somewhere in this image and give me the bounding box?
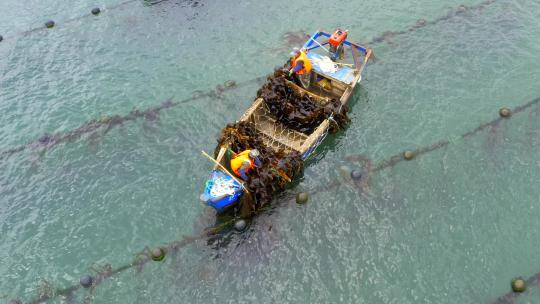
[0,0,500,161]
[494,273,540,303]
[0,0,186,41]
[0,0,493,43]
[13,93,540,304]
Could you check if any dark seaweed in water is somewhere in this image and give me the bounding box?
[257,68,350,134]
[216,121,303,214]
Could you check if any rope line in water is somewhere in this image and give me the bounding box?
[16,0,136,37]
[15,94,539,304]
[0,0,189,40]
[0,0,497,44]
[0,76,266,161]
[0,0,500,161]
[493,272,540,303]
[372,97,540,173]
[368,0,497,45]
[300,97,540,304]
[25,229,221,304]
[304,97,540,197]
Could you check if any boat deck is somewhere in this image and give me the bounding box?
[246,100,308,154]
[307,52,357,85]
[235,30,373,158]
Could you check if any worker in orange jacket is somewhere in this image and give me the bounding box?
[289,47,313,88]
[289,48,313,76]
[230,149,262,181]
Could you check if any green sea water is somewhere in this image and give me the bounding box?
[1,0,540,303]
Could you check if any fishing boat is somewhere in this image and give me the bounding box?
[200,29,373,213]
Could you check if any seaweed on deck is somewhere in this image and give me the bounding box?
[214,68,352,214]
[216,121,303,214]
[257,68,350,134]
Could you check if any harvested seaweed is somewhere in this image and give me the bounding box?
[213,67,353,214]
[216,121,303,213]
[257,68,350,134]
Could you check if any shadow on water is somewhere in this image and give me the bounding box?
[0,0,499,162]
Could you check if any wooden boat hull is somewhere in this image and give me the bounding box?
[201,30,372,213]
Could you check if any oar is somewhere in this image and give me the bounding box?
[201,150,250,193]
[202,150,257,214]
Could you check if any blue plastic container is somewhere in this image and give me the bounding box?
[200,170,244,212]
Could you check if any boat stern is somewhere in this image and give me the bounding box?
[200,170,244,212]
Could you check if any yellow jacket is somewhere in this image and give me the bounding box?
[291,51,312,75]
[231,150,255,177]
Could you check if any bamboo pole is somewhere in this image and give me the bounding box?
[201,150,250,194]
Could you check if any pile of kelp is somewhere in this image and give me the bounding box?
[216,121,303,213]
[257,68,350,134]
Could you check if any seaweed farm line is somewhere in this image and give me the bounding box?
[0,0,499,161]
[0,77,261,160]
[0,0,180,39]
[17,93,540,304]
[0,0,495,41]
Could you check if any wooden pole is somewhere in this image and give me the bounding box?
[201,150,250,193]
[202,150,256,213]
